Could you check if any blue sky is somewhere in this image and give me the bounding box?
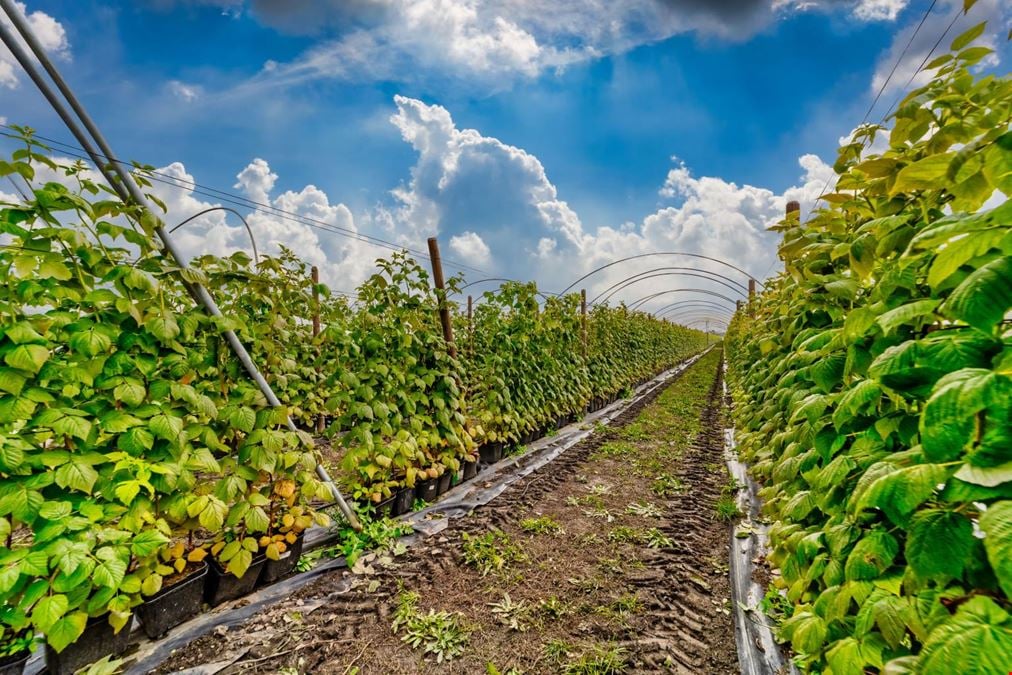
[1,0,1009,312]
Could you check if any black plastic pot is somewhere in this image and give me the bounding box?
[205,556,266,606]
[374,496,395,519]
[415,478,438,503]
[0,650,29,675]
[479,441,503,464]
[259,533,305,587]
[392,487,415,516]
[462,460,479,481]
[45,615,131,675]
[136,562,208,639]
[436,473,452,496]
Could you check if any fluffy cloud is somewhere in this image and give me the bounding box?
[0,2,70,89]
[223,0,915,92]
[380,95,832,315]
[870,0,1008,98]
[449,231,492,265]
[380,95,583,266]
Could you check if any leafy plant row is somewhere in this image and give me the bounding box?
[0,133,707,659]
[725,18,1011,675]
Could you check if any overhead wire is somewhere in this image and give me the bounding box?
[0,124,490,276]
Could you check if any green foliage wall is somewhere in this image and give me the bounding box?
[726,21,1012,674]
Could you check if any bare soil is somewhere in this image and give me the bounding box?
[156,350,737,674]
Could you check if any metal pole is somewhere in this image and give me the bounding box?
[0,1,362,530]
[426,237,457,358]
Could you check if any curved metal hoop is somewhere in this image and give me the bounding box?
[170,206,260,264]
[597,271,747,305]
[654,300,736,318]
[560,252,762,295]
[590,266,749,304]
[628,288,738,311]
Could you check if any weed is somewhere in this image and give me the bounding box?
[651,473,683,497]
[597,557,624,575]
[642,528,673,549]
[487,665,524,675]
[588,483,612,496]
[392,590,471,663]
[715,497,741,522]
[607,526,639,544]
[596,594,641,620]
[520,515,564,535]
[538,596,570,619]
[544,638,572,664]
[563,644,628,674]
[489,593,531,632]
[331,514,413,566]
[462,530,526,576]
[625,501,662,518]
[582,508,615,522]
[592,441,636,458]
[760,587,795,625]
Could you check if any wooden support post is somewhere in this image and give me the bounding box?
[786,200,801,223]
[748,278,756,317]
[427,237,457,358]
[580,289,588,358]
[311,266,321,337]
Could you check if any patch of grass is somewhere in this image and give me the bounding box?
[617,422,649,441]
[563,644,628,674]
[520,515,564,535]
[462,529,527,576]
[544,638,572,665]
[651,473,683,497]
[595,594,641,620]
[392,590,471,663]
[592,441,636,458]
[597,557,624,575]
[715,496,741,522]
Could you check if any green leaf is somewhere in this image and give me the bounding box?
[54,460,99,494]
[906,509,974,580]
[38,259,72,281]
[917,596,1012,675]
[3,343,50,374]
[950,21,986,51]
[229,406,256,433]
[45,611,88,653]
[32,593,68,632]
[845,531,899,581]
[92,557,127,589]
[876,299,940,335]
[114,381,146,407]
[853,463,948,525]
[978,501,1012,597]
[149,413,184,442]
[130,530,170,558]
[941,256,1012,333]
[927,227,1008,289]
[69,328,112,357]
[955,461,1012,487]
[52,415,92,441]
[144,314,180,342]
[891,153,954,194]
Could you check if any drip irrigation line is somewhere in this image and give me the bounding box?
[0,0,362,530]
[0,125,488,277]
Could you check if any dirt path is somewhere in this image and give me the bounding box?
[159,349,737,674]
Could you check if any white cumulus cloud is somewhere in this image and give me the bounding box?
[449,231,492,265]
[0,2,70,89]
